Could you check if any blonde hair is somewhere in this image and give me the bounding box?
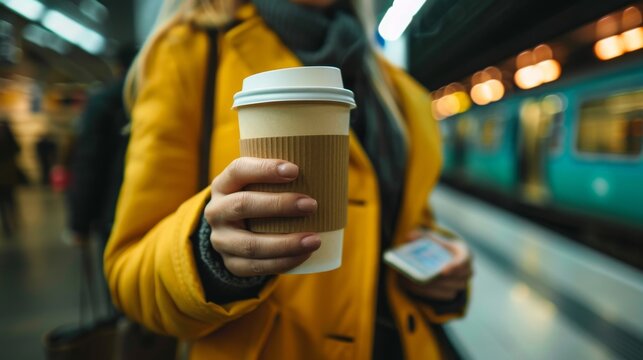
[125,0,408,142]
[124,0,243,110]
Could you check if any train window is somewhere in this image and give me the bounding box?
[439,122,452,142]
[458,115,476,143]
[541,95,566,154]
[577,89,643,156]
[546,115,564,153]
[479,115,504,150]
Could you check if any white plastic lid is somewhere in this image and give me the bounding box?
[233,66,356,108]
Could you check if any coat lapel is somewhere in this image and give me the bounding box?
[386,66,443,245]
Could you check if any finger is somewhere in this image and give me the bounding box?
[437,241,471,275]
[406,228,425,241]
[406,283,458,301]
[427,277,469,291]
[442,255,472,277]
[209,191,317,222]
[422,288,458,301]
[213,158,299,195]
[425,235,466,266]
[428,233,459,253]
[223,253,312,277]
[446,261,473,278]
[211,228,321,259]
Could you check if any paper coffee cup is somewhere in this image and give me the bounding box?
[233,67,355,274]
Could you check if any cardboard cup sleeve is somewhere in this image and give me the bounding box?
[240,135,348,233]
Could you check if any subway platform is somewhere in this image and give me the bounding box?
[432,185,643,360]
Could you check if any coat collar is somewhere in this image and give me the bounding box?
[224,5,300,74]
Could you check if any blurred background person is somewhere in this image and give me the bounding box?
[35,130,57,186]
[0,117,21,238]
[66,45,138,319]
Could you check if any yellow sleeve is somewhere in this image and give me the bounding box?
[104,30,276,339]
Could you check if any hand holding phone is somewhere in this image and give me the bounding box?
[383,230,456,284]
[386,228,472,301]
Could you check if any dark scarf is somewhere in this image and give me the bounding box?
[252,1,408,358]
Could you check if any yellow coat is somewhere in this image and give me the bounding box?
[105,6,466,360]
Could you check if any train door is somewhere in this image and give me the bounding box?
[439,118,465,175]
[453,115,471,173]
[518,96,564,202]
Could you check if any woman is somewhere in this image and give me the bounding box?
[105,0,473,359]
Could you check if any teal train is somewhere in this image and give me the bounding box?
[440,60,643,229]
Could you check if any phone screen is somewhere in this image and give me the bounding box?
[384,236,454,283]
[404,240,453,274]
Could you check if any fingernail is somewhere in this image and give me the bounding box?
[277,163,298,179]
[296,198,317,212]
[301,235,321,249]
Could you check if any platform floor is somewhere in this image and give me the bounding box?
[0,187,107,359]
[1,185,642,359]
[431,185,643,360]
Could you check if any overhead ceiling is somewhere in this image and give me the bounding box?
[41,0,135,45]
[407,0,636,90]
[0,0,136,83]
[2,0,639,85]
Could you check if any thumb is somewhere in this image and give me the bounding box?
[428,234,467,275]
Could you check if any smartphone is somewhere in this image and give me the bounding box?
[383,231,455,284]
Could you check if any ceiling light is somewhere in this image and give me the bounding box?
[23,24,70,54]
[378,0,427,41]
[622,27,643,52]
[80,0,108,23]
[594,35,625,60]
[41,10,105,54]
[0,0,45,21]
[536,59,561,83]
[514,65,544,90]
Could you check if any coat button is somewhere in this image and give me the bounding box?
[407,315,416,333]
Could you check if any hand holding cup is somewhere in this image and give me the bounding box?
[233,67,355,274]
[204,157,321,277]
